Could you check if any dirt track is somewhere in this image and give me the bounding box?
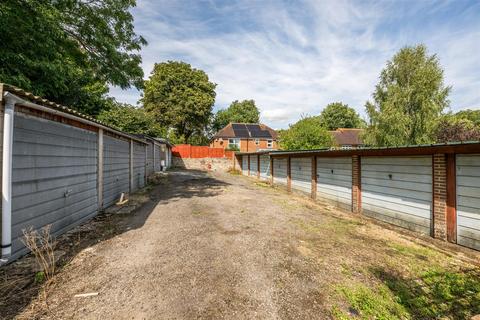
[11,170,480,319]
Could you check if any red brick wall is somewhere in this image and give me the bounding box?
[352,155,361,213]
[433,154,447,240]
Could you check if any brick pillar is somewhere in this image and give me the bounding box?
[352,155,361,213]
[433,154,447,240]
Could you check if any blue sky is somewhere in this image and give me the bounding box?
[110,0,480,129]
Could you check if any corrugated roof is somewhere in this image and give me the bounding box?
[0,83,169,144]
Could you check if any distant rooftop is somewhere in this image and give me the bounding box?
[329,128,364,146]
[213,123,278,139]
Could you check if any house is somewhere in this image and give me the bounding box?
[329,128,364,149]
[210,123,279,152]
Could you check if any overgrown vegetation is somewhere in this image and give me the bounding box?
[364,44,451,146]
[22,225,57,283]
[0,0,146,115]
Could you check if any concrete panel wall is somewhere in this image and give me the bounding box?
[11,114,98,259]
[249,155,258,176]
[317,157,352,209]
[132,142,146,192]
[103,135,130,208]
[259,155,270,180]
[291,157,311,194]
[242,155,248,175]
[361,156,432,234]
[273,158,287,185]
[456,154,480,250]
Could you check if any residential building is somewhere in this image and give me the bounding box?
[210,123,279,152]
[329,128,364,149]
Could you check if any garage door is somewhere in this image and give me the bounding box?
[316,157,352,210]
[242,155,248,175]
[249,155,258,176]
[291,157,311,194]
[103,135,130,208]
[273,158,288,185]
[259,155,270,180]
[361,156,432,234]
[11,114,98,259]
[456,154,480,250]
[131,142,146,192]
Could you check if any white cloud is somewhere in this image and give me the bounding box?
[110,0,480,128]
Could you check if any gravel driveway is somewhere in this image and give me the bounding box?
[13,169,480,320]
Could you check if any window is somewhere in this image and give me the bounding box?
[267,139,273,148]
[341,145,352,150]
[255,139,260,145]
[228,138,240,150]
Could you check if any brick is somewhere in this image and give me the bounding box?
[433,154,447,241]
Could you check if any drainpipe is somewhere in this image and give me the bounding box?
[1,93,21,263]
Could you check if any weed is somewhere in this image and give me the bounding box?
[333,283,409,320]
[227,168,241,175]
[373,266,480,319]
[34,271,46,284]
[254,181,270,188]
[22,225,56,282]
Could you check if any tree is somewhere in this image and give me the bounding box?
[142,61,216,144]
[364,44,450,146]
[319,102,365,130]
[455,109,480,126]
[434,114,480,143]
[280,116,333,150]
[0,0,146,115]
[97,102,166,137]
[213,100,260,131]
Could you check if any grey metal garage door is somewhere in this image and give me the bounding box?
[146,141,154,177]
[242,155,248,175]
[249,155,258,176]
[361,156,432,234]
[11,114,98,259]
[132,142,146,192]
[273,158,288,185]
[317,157,352,210]
[456,154,480,250]
[259,155,270,180]
[103,135,130,208]
[291,157,311,194]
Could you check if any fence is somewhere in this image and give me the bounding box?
[172,144,234,159]
[235,143,480,252]
[0,84,172,262]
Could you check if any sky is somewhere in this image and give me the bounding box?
[109,0,480,129]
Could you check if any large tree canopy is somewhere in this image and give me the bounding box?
[280,116,333,150]
[142,61,216,144]
[0,0,146,115]
[213,99,260,131]
[319,102,365,130]
[97,103,165,138]
[364,44,450,146]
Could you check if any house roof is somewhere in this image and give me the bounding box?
[329,128,364,146]
[213,123,278,139]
